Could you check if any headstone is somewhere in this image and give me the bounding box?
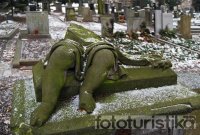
[55,2,62,12]
[144,7,152,26]
[111,6,115,14]
[89,3,95,14]
[162,13,173,30]
[101,15,114,38]
[97,0,105,14]
[26,11,49,35]
[65,7,76,21]
[179,15,192,39]
[115,2,122,11]
[82,7,93,22]
[123,6,130,19]
[138,9,145,18]
[155,10,162,35]
[93,14,100,23]
[126,8,135,18]
[114,12,119,22]
[138,9,145,22]
[42,0,50,12]
[29,4,36,11]
[127,17,143,34]
[67,2,72,8]
[174,10,179,18]
[78,6,83,15]
[104,3,110,14]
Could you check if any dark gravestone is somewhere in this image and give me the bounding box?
[104,3,109,14]
[89,3,95,11]
[111,6,115,14]
[42,1,50,12]
[29,4,36,11]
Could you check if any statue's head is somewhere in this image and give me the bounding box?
[64,23,102,46]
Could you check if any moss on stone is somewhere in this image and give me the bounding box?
[10,80,26,134]
[65,23,102,46]
[33,67,177,101]
[11,79,200,135]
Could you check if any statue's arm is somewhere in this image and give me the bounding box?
[116,48,151,66]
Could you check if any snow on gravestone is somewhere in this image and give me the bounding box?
[162,13,173,30]
[26,11,49,35]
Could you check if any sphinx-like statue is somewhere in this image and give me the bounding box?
[30,23,172,127]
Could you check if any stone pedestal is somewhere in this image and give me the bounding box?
[82,7,93,22]
[55,2,62,12]
[65,7,76,21]
[179,15,192,39]
[26,11,49,35]
[101,15,114,38]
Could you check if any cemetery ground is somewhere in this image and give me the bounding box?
[0,13,200,135]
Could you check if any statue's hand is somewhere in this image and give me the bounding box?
[79,91,96,113]
[30,103,53,127]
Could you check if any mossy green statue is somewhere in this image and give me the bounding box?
[30,23,172,127]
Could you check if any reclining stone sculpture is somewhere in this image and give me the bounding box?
[31,23,172,127]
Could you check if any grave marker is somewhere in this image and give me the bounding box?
[162,13,173,30]
[101,15,114,38]
[65,7,76,21]
[26,11,49,35]
[55,2,62,12]
[155,10,162,35]
[179,14,192,39]
[82,7,93,22]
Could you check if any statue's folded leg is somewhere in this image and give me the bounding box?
[31,46,75,127]
[79,49,115,113]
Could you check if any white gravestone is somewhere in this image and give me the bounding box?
[26,11,49,35]
[155,10,162,35]
[162,13,173,30]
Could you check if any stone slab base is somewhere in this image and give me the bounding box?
[12,39,22,68]
[11,79,200,135]
[33,66,177,102]
[0,28,19,39]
